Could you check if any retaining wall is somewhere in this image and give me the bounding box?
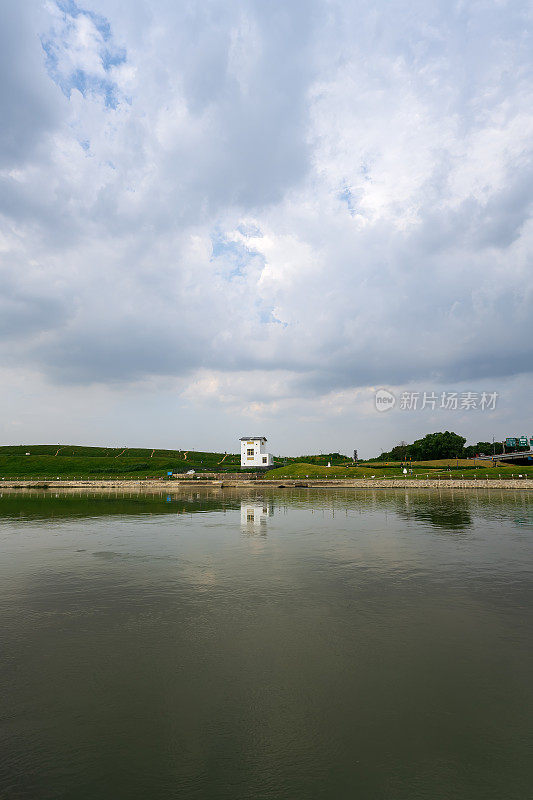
[0,478,531,492]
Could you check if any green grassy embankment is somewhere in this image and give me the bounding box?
[0,445,241,479]
[0,446,353,480]
[1,447,531,481]
[265,461,533,480]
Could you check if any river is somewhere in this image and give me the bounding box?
[0,488,531,799]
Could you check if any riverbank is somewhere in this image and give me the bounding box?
[0,478,531,492]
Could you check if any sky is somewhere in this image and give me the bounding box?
[0,0,532,458]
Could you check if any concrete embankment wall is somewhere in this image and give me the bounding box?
[0,479,531,492]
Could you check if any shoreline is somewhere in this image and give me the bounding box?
[0,478,531,492]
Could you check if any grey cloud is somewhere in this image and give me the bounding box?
[475,168,533,249]
[0,0,320,244]
[294,340,533,400]
[0,0,531,411]
[415,165,533,254]
[0,2,64,167]
[150,0,320,212]
[0,284,68,341]
[33,327,202,384]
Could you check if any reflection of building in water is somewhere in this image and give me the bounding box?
[240,500,273,531]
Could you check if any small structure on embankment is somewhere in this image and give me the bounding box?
[240,437,274,468]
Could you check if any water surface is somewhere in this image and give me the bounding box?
[0,488,531,799]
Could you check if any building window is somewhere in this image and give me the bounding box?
[247,448,254,456]
[262,457,267,464]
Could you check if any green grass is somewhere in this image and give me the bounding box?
[362,458,500,468]
[0,445,359,479]
[0,445,242,479]
[1,446,531,481]
[265,462,533,480]
[277,452,349,467]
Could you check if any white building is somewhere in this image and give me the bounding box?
[240,436,274,468]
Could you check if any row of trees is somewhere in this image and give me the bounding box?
[463,440,504,458]
[374,431,504,461]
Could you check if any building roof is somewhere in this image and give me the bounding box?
[239,436,267,441]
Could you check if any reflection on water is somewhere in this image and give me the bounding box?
[240,499,273,533]
[0,488,531,800]
[393,492,474,529]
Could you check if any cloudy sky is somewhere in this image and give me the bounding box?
[0,0,531,457]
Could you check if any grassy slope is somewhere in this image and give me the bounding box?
[363,458,508,468]
[0,446,356,479]
[0,445,242,478]
[265,461,533,480]
[1,446,530,480]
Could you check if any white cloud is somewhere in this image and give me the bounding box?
[0,0,531,454]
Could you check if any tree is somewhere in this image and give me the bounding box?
[375,431,467,461]
[463,441,503,458]
[409,431,466,460]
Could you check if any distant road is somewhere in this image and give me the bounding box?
[478,450,533,465]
